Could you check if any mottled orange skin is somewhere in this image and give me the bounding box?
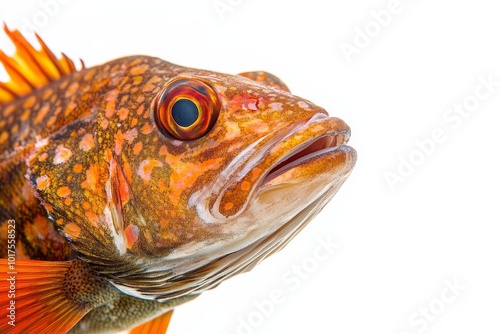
[11,56,333,260]
[0,49,355,331]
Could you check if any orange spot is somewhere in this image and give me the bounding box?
[131,117,138,127]
[143,75,161,92]
[38,152,48,162]
[73,163,83,173]
[64,197,73,206]
[251,167,262,181]
[241,181,251,191]
[23,96,36,108]
[81,164,100,190]
[117,77,128,88]
[10,126,18,139]
[130,64,148,75]
[224,202,234,211]
[64,223,81,239]
[85,211,99,224]
[82,202,91,210]
[114,130,125,155]
[137,105,146,117]
[133,142,143,155]
[117,107,129,120]
[245,120,269,134]
[54,145,72,164]
[105,100,116,118]
[133,76,143,85]
[34,105,50,125]
[47,115,57,127]
[65,82,79,98]
[168,157,223,203]
[42,89,54,99]
[125,225,139,248]
[36,175,50,190]
[141,123,154,135]
[124,128,138,144]
[101,118,109,130]
[0,131,8,145]
[3,106,14,117]
[158,179,166,190]
[20,109,30,121]
[57,186,71,198]
[137,159,163,183]
[159,145,168,156]
[105,89,119,101]
[79,133,94,151]
[64,101,77,117]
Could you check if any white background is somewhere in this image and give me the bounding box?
[1,0,499,333]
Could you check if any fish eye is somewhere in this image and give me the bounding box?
[153,78,220,140]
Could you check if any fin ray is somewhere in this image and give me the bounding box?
[0,259,91,334]
[0,23,83,105]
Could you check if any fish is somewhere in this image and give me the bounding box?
[0,24,356,333]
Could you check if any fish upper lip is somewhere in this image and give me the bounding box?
[258,113,352,186]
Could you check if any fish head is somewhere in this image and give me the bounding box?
[28,57,356,299]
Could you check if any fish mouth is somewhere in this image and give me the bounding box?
[210,113,356,219]
[260,114,353,186]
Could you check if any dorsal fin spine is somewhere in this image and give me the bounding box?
[35,33,65,76]
[0,23,84,105]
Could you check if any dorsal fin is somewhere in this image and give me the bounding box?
[0,23,84,105]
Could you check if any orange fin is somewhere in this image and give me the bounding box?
[129,310,174,334]
[0,259,91,334]
[238,71,291,92]
[0,23,84,104]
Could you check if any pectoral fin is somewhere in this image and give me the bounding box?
[129,310,174,334]
[0,259,92,334]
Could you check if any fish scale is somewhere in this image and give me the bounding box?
[0,24,356,333]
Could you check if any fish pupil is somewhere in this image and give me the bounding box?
[172,99,199,127]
